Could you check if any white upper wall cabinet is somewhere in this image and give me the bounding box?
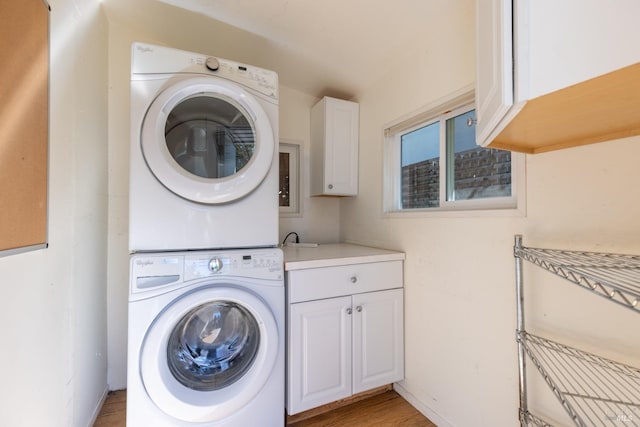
[476,0,640,154]
[474,0,517,150]
[310,97,359,196]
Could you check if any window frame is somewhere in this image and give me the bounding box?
[279,140,302,217]
[383,90,526,217]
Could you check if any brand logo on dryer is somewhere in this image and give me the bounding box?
[136,45,153,54]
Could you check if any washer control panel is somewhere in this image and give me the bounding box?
[130,249,283,297]
[184,250,283,281]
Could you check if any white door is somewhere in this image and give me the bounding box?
[352,289,404,394]
[141,76,274,204]
[140,286,278,423]
[288,296,352,414]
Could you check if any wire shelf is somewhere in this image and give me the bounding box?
[521,410,553,427]
[518,331,640,427]
[515,245,640,313]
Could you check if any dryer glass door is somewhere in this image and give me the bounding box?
[165,95,255,181]
[141,77,275,205]
[166,301,260,391]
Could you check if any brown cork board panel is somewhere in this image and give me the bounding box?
[0,0,49,253]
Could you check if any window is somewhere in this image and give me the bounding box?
[384,95,524,215]
[279,141,301,217]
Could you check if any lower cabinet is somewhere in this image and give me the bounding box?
[287,288,404,414]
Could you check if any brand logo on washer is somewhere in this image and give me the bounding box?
[136,45,153,54]
[135,259,154,267]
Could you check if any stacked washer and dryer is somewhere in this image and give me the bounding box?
[127,43,284,426]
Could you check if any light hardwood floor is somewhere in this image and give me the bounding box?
[93,389,435,426]
[94,390,126,427]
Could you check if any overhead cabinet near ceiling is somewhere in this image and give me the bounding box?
[311,96,359,196]
[475,0,640,154]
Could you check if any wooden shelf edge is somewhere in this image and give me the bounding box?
[487,62,640,154]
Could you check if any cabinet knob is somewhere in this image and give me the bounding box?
[328,184,334,190]
[350,276,357,283]
[346,307,352,315]
[356,306,362,312]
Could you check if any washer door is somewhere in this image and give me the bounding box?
[140,286,279,423]
[141,77,274,204]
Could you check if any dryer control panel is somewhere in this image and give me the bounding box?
[131,42,278,101]
[210,58,278,101]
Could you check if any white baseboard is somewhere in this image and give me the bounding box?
[393,382,454,427]
[86,386,110,427]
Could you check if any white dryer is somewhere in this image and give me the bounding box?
[129,43,279,252]
[127,248,284,426]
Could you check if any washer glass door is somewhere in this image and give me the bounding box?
[140,285,278,423]
[167,301,260,391]
[141,77,275,205]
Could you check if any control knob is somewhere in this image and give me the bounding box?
[208,257,223,272]
[205,57,220,71]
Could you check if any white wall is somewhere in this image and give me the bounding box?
[340,2,640,426]
[105,18,135,392]
[103,3,340,387]
[0,0,109,426]
[278,86,340,245]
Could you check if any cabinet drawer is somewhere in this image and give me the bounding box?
[287,261,403,303]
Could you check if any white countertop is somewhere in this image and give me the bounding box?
[282,243,405,271]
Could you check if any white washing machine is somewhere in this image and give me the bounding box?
[127,248,284,426]
[129,42,279,252]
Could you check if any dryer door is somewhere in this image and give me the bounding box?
[140,285,278,423]
[141,77,275,204]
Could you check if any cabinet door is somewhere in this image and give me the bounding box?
[352,288,404,394]
[311,97,359,196]
[475,0,516,147]
[526,0,640,98]
[324,98,359,195]
[287,296,352,414]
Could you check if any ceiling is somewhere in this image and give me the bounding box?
[105,0,473,99]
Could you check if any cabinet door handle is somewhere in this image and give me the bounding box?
[356,306,362,313]
[346,307,352,315]
[350,276,358,283]
[328,184,334,190]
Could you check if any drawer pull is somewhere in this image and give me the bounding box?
[350,276,358,283]
[346,307,352,315]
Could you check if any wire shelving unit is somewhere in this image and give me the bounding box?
[514,235,640,426]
